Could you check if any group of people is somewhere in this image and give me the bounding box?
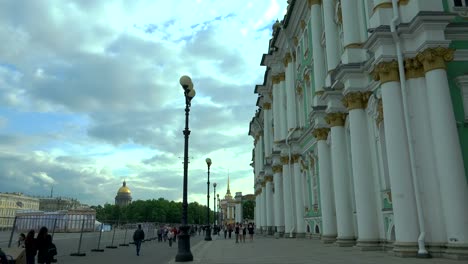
[20,226,57,264]
[133,224,180,256]
[222,222,255,243]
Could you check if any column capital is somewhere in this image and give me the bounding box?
[342,92,372,110]
[272,75,280,84]
[280,156,290,165]
[312,127,330,141]
[307,0,322,7]
[278,72,286,82]
[325,112,347,127]
[263,102,272,110]
[272,165,283,173]
[372,61,399,84]
[404,58,424,79]
[416,47,454,73]
[291,154,301,164]
[265,175,274,183]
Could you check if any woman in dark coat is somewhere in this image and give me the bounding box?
[25,229,37,264]
[36,226,50,264]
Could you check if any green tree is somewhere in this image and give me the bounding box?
[242,200,255,220]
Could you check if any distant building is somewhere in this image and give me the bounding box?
[39,197,81,212]
[115,180,132,206]
[0,192,39,228]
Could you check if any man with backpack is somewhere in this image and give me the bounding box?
[133,224,145,256]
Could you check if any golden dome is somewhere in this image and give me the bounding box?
[117,181,131,194]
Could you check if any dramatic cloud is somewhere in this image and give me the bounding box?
[0,0,287,206]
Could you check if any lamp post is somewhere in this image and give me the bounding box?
[213,182,217,234]
[205,158,212,241]
[175,75,196,262]
[217,194,220,228]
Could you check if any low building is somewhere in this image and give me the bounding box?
[16,208,96,233]
[0,192,39,229]
[38,197,81,211]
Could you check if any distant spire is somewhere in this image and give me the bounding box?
[50,186,53,198]
[123,180,126,187]
[226,171,231,196]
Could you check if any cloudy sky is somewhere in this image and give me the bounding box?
[0,0,287,207]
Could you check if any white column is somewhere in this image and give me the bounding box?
[418,48,468,247]
[261,185,267,229]
[327,113,355,246]
[281,156,294,236]
[266,177,274,232]
[272,79,281,143]
[280,75,288,140]
[263,103,272,158]
[345,93,380,248]
[273,164,285,235]
[375,62,419,250]
[313,128,337,242]
[323,0,340,71]
[285,56,297,131]
[293,157,306,236]
[340,0,361,47]
[310,1,326,93]
[405,62,446,246]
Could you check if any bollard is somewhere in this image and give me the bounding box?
[91,223,105,252]
[106,224,118,249]
[7,216,17,248]
[119,224,129,246]
[70,219,86,256]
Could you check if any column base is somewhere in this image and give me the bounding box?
[393,242,418,257]
[425,242,445,258]
[444,243,468,260]
[336,237,356,247]
[356,239,381,251]
[295,232,306,238]
[267,226,275,235]
[321,234,337,244]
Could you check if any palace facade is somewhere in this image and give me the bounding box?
[249,0,468,259]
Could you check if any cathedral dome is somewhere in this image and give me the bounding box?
[117,181,131,195]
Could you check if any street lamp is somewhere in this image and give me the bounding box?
[175,75,196,262]
[213,182,217,234]
[205,158,212,241]
[217,194,220,228]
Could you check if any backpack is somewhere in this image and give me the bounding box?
[48,243,57,257]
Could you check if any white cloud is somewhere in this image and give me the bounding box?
[0,0,288,206]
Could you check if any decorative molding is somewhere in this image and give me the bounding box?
[263,102,272,110]
[278,72,286,82]
[283,53,292,66]
[377,99,384,126]
[291,154,301,163]
[280,156,290,165]
[300,20,306,30]
[265,175,274,183]
[272,165,283,173]
[307,0,322,7]
[416,47,454,73]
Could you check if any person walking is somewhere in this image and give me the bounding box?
[223,225,228,239]
[228,224,233,239]
[167,228,174,247]
[133,224,145,256]
[25,229,37,264]
[234,222,240,243]
[238,224,243,243]
[36,226,50,264]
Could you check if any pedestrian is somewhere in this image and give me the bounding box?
[228,224,233,239]
[248,222,254,242]
[36,226,50,264]
[18,233,26,248]
[172,226,178,243]
[223,225,227,239]
[25,230,37,264]
[167,228,174,247]
[157,227,162,242]
[238,224,243,243]
[133,224,145,256]
[235,222,240,243]
[45,235,57,264]
[242,223,247,243]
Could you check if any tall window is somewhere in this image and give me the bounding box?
[454,0,468,7]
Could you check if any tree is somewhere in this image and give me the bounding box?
[242,200,255,220]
